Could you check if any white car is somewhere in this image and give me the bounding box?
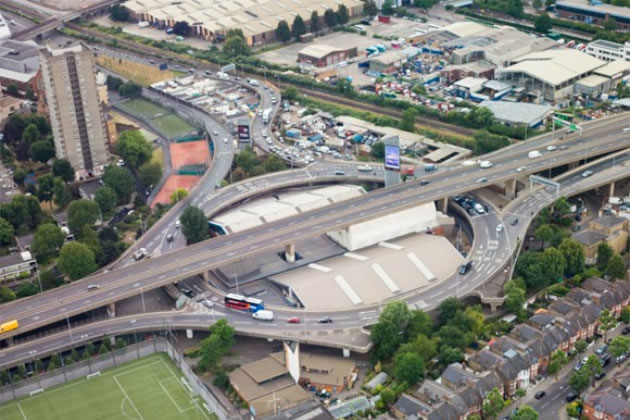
[175,220,181,228]
[546,145,557,151]
[479,160,493,169]
[581,170,593,178]
[496,224,504,233]
[223,138,228,144]
[516,166,526,173]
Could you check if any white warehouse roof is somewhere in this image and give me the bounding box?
[480,100,553,127]
[0,14,11,41]
[503,49,605,87]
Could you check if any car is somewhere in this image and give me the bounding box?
[223,138,228,144]
[572,224,582,232]
[287,317,301,324]
[175,220,181,229]
[535,391,546,400]
[420,179,430,186]
[212,129,218,136]
[582,170,593,178]
[459,261,473,275]
[516,166,526,173]
[595,371,607,380]
[166,233,174,242]
[546,145,557,151]
[87,284,101,291]
[559,145,569,150]
[334,170,345,176]
[202,300,214,309]
[565,391,578,402]
[133,248,147,261]
[623,326,630,335]
[616,354,627,364]
[476,177,488,183]
[317,317,333,324]
[510,218,519,226]
[496,224,504,233]
[596,345,608,355]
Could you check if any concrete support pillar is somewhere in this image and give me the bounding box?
[4,336,13,347]
[107,302,116,318]
[505,179,517,200]
[568,161,578,170]
[285,243,296,263]
[186,329,193,339]
[110,336,116,347]
[342,348,351,358]
[203,271,210,283]
[437,197,448,213]
[610,180,616,198]
[489,303,499,312]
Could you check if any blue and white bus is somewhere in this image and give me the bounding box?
[224,294,264,312]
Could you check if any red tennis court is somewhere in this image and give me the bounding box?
[152,175,201,207]
[169,141,210,168]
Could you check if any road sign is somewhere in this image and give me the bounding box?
[221,63,236,73]
[529,174,560,197]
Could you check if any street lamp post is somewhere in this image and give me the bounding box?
[66,316,73,344]
[29,350,40,388]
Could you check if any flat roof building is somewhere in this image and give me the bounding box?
[556,0,630,31]
[0,40,44,106]
[0,13,11,41]
[124,0,364,46]
[586,39,626,62]
[0,251,37,284]
[298,44,357,68]
[496,49,605,102]
[480,100,553,127]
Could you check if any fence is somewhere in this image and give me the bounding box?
[0,337,230,420]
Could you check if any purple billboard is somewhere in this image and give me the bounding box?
[384,145,400,170]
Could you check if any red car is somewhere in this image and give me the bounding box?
[287,317,301,324]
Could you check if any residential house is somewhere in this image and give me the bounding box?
[582,390,630,420]
[392,394,432,419]
[572,215,628,264]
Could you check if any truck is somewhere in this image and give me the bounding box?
[424,163,437,172]
[262,108,271,124]
[0,320,18,334]
[252,310,274,321]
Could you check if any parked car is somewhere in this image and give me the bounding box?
[596,345,608,355]
[535,391,546,400]
[510,218,519,226]
[565,390,578,402]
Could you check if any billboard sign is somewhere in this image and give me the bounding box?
[237,124,250,142]
[384,145,400,170]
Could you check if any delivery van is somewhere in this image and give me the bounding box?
[252,310,274,321]
[528,150,542,159]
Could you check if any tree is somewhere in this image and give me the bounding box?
[406,309,433,339]
[482,387,506,419]
[605,254,625,279]
[30,140,55,163]
[379,387,396,407]
[397,334,437,363]
[53,177,72,208]
[506,0,524,18]
[198,320,235,372]
[541,247,566,286]
[6,83,19,96]
[31,223,65,262]
[0,286,16,303]
[21,124,40,145]
[438,297,462,326]
[210,319,236,353]
[609,335,630,359]
[438,325,466,350]
[534,12,552,33]
[223,33,250,58]
[170,188,188,204]
[58,242,97,280]
[621,306,630,324]
[512,405,539,420]
[598,309,617,341]
[117,130,151,168]
[93,186,117,218]
[12,167,26,185]
[172,21,190,36]
[139,161,162,187]
[473,131,510,154]
[371,301,411,361]
[534,224,554,250]
[310,11,320,33]
[381,0,394,15]
[292,15,306,40]
[400,108,418,132]
[52,159,75,182]
[602,17,617,31]
[532,0,542,8]
[68,199,100,233]
[103,165,135,204]
[0,217,13,246]
[276,20,291,43]
[597,242,614,271]
[2,194,41,232]
[414,0,435,9]
[118,81,142,98]
[49,353,61,370]
[37,173,55,206]
[574,339,587,354]
[235,147,258,173]
[324,8,338,27]
[364,0,378,16]
[547,349,568,379]
[558,238,584,277]
[394,352,424,385]
[106,75,124,92]
[336,4,350,25]
[180,205,208,244]
[116,338,127,349]
[504,281,525,314]
[110,4,129,21]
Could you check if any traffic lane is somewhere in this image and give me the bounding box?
[4,142,629,327]
[5,144,628,322]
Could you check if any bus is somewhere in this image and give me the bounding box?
[224,294,264,312]
[262,108,271,124]
[0,320,18,334]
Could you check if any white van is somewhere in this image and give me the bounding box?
[252,310,274,321]
[479,160,493,169]
[528,150,542,159]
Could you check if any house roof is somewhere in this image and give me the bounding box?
[585,390,630,418]
[572,229,607,246]
[393,394,431,417]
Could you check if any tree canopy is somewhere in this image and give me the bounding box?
[68,199,100,233]
[117,130,152,168]
[180,205,208,244]
[58,242,97,280]
[276,21,291,43]
[52,159,75,182]
[104,165,136,204]
[31,223,65,262]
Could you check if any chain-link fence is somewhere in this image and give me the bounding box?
[0,337,229,419]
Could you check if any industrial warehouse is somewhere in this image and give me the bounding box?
[123,0,364,46]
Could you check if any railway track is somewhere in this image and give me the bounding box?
[62,22,474,137]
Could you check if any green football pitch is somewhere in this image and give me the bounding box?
[0,353,216,420]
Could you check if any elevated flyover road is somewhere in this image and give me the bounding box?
[2,153,630,366]
[1,130,630,341]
